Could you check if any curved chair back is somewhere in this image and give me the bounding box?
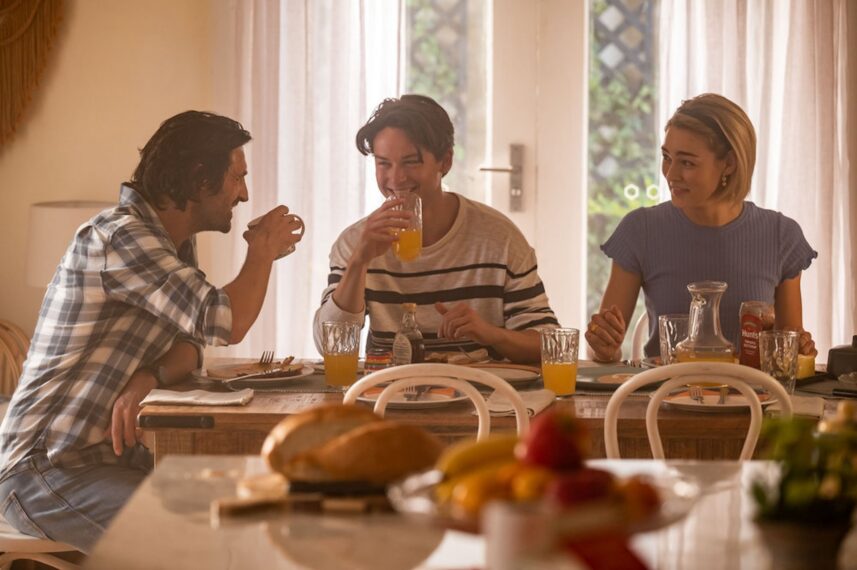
[604,362,793,460]
[343,363,530,439]
[0,387,80,570]
[0,522,80,569]
[630,312,649,362]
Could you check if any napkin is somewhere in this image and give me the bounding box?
[767,394,825,418]
[140,389,254,407]
[474,389,555,417]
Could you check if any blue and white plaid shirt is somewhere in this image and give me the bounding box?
[0,185,232,475]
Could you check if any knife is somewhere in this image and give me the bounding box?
[831,388,857,399]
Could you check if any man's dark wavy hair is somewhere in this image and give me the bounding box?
[355,94,454,160]
[129,111,251,210]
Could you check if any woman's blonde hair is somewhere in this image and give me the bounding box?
[665,93,756,203]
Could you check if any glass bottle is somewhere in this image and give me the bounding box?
[392,303,425,365]
[674,281,736,363]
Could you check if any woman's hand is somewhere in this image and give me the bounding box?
[784,327,817,356]
[585,305,626,362]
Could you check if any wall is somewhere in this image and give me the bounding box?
[0,0,214,335]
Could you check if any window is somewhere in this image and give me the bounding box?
[403,0,487,202]
[588,0,659,348]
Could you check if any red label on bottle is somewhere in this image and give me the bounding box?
[739,313,764,368]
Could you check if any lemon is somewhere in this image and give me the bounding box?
[797,354,816,379]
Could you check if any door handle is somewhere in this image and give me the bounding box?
[480,144,524,212]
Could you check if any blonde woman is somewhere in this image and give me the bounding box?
[586,93,816,362]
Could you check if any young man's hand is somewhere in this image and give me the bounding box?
[105,370,157,456]
[351,199,412,266]
[435,301,500,346]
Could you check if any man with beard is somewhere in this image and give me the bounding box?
[0,111,303,552]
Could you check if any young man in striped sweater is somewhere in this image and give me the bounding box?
[313,95,558,363]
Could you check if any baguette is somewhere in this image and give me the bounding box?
[261,404,443,485]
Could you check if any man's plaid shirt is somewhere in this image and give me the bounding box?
[0,185,232,475]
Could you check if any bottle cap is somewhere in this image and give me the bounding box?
[402,303,417,311]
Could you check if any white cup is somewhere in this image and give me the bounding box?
[247,212,305,259]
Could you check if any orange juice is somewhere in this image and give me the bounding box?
[393,228,422,261]
[675,349,735,386]
[541,362,578,396]
[324,352,358,387]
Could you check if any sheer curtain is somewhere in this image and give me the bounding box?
[210,0,400,358]
[658,0,851,358]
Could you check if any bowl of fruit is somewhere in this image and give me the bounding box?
[388,409,700,538]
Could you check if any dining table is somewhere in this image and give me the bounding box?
[137,359,841,463]
[82,454,857,569]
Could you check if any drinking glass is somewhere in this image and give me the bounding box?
[389,191,422,262]
[247,213,305,259]
[759,330,800,394]
[540,328,579,397]
[658,314,689,365]
[321,321,361,388]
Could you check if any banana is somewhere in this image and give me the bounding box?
[436,433,519,479]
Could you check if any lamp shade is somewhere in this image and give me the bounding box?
[26,201,113,288]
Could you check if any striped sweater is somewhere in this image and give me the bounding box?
[313,194,559,357]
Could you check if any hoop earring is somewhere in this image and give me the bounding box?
[721,174,728,188]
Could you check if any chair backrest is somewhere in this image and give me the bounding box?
[0,522,81,570]
[630,312,649,361]
[342,363,530,439]
[604,362,794,460]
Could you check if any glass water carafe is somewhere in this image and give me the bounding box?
[674,281,736,363]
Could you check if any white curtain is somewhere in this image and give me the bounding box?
[210,0,401,359]
[658,0,851,358]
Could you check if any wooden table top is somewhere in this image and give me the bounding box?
[137,360,841,461]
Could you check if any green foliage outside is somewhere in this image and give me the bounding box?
[404,0,467,192]
[588,0,659,348]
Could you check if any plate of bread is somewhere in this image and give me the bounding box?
[213,405,445,521]
[193,357,313,387]
[356,385,470,409]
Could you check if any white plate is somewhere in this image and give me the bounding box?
[661,388,774,413]
[388,464,700,535]
[356,386,470,409]
[465,364,541,387]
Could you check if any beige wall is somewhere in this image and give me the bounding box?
[0,0,214,335]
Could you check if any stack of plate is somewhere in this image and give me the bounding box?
[0,320,29,396]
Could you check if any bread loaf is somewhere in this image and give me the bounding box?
[262,404,443,484]
[262,404,382,476]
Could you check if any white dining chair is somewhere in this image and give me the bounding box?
[604,362,794,460]
[0,524,80,570]
[342,363,530,439]
[630,312,648,362]
[0,402,81,570]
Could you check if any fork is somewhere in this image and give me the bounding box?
[689,385,705,404]
[403,385,419,401]
[259,351,275,366]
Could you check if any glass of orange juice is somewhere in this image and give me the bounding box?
[390,190,422,262]
[540,328,579,397]
[321,321,361,389]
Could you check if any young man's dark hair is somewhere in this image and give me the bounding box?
[129,111,252,210]
[355,94,454,161]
